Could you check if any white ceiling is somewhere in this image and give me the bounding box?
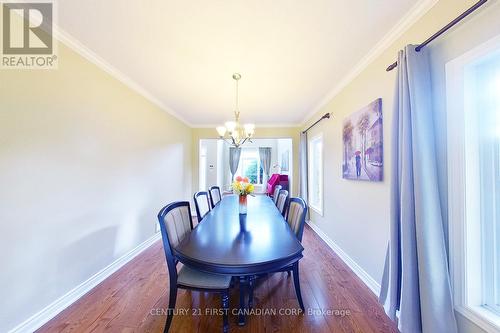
[57,0,422,126]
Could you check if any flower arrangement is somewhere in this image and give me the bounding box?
[232,176,255,196]
[233,176,254,214]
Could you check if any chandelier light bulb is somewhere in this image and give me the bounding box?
[224,121,237,133]
[216,126,227,137]
[244,123,255,137]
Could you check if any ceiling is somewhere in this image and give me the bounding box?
[57,0,422,126]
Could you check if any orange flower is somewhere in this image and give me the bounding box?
[235,176,243,182]
[242,177,249,183]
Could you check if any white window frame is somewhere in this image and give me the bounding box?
[446,34,500,333]
[308,133,323,216]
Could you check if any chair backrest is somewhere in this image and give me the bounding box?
[193,191,211,222]
[286,197,308,242]
[157,201,194,281]
[273,185,282,205]
[276,189,289,216]
[209,186,222,208]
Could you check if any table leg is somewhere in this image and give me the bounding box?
[238,276,247,326]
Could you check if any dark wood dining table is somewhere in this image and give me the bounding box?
[174,194,304,325]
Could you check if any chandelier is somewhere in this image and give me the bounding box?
[215,73,255,147]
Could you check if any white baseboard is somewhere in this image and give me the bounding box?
[8,232,161,333]
[306,221,381,296]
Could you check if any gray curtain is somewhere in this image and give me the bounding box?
[298,132,308,202]
[259,147,272,184]
[229,147,241,181]
[379,45,457,333]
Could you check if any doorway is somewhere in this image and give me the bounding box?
[198,138,293,194]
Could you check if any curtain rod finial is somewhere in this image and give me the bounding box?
[386,62,398,71]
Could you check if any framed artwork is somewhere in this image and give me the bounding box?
[342,98,383,181]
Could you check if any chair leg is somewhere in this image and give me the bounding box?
[164,285,177,333]
[248,275,255,309]
[230,276,235,288]
[238,276,246,326]
[221,291,229,333]
[292,262,305,312]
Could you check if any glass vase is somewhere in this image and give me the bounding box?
[239,195,248,215]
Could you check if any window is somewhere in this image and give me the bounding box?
[477,56,500,317]
[235,149,263,184]
[447,36,500,332]
[308,133,323,215]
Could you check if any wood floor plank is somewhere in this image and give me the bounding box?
[37,225,398,333]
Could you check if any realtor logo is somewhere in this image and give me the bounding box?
[1,1,57,69]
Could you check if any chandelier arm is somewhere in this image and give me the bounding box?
[219,137,234,147]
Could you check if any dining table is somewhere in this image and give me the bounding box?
[174,194,305,325]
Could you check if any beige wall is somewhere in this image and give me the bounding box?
[0,42,192,332]
[191,127,300,197]
[302,1,500,333]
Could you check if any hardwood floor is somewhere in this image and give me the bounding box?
[37,224,398,333]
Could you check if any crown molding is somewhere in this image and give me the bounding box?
[191,122,301,129]
[52,0,438,130]
[52,26,194,127]
[52,25,303,129]
[300,0,439,127]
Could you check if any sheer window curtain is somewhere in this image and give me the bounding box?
[379,45,457,333]
[259,147,272,185]
[229,147,241,183]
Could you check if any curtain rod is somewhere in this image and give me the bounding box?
[302,113,331,133]
[386,0,488,72]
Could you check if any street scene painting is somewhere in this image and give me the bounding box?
[342,98,383,181]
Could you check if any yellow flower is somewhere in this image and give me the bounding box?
[232,180,255,195]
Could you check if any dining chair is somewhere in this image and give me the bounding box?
[286,197,308,242]
[193,191,211,222]
[157,201,231,333]
[276,197,308,310]
[249,197,308,312]
[208,185,222,208]
[272,185,282,205]
[276,189,289,216]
